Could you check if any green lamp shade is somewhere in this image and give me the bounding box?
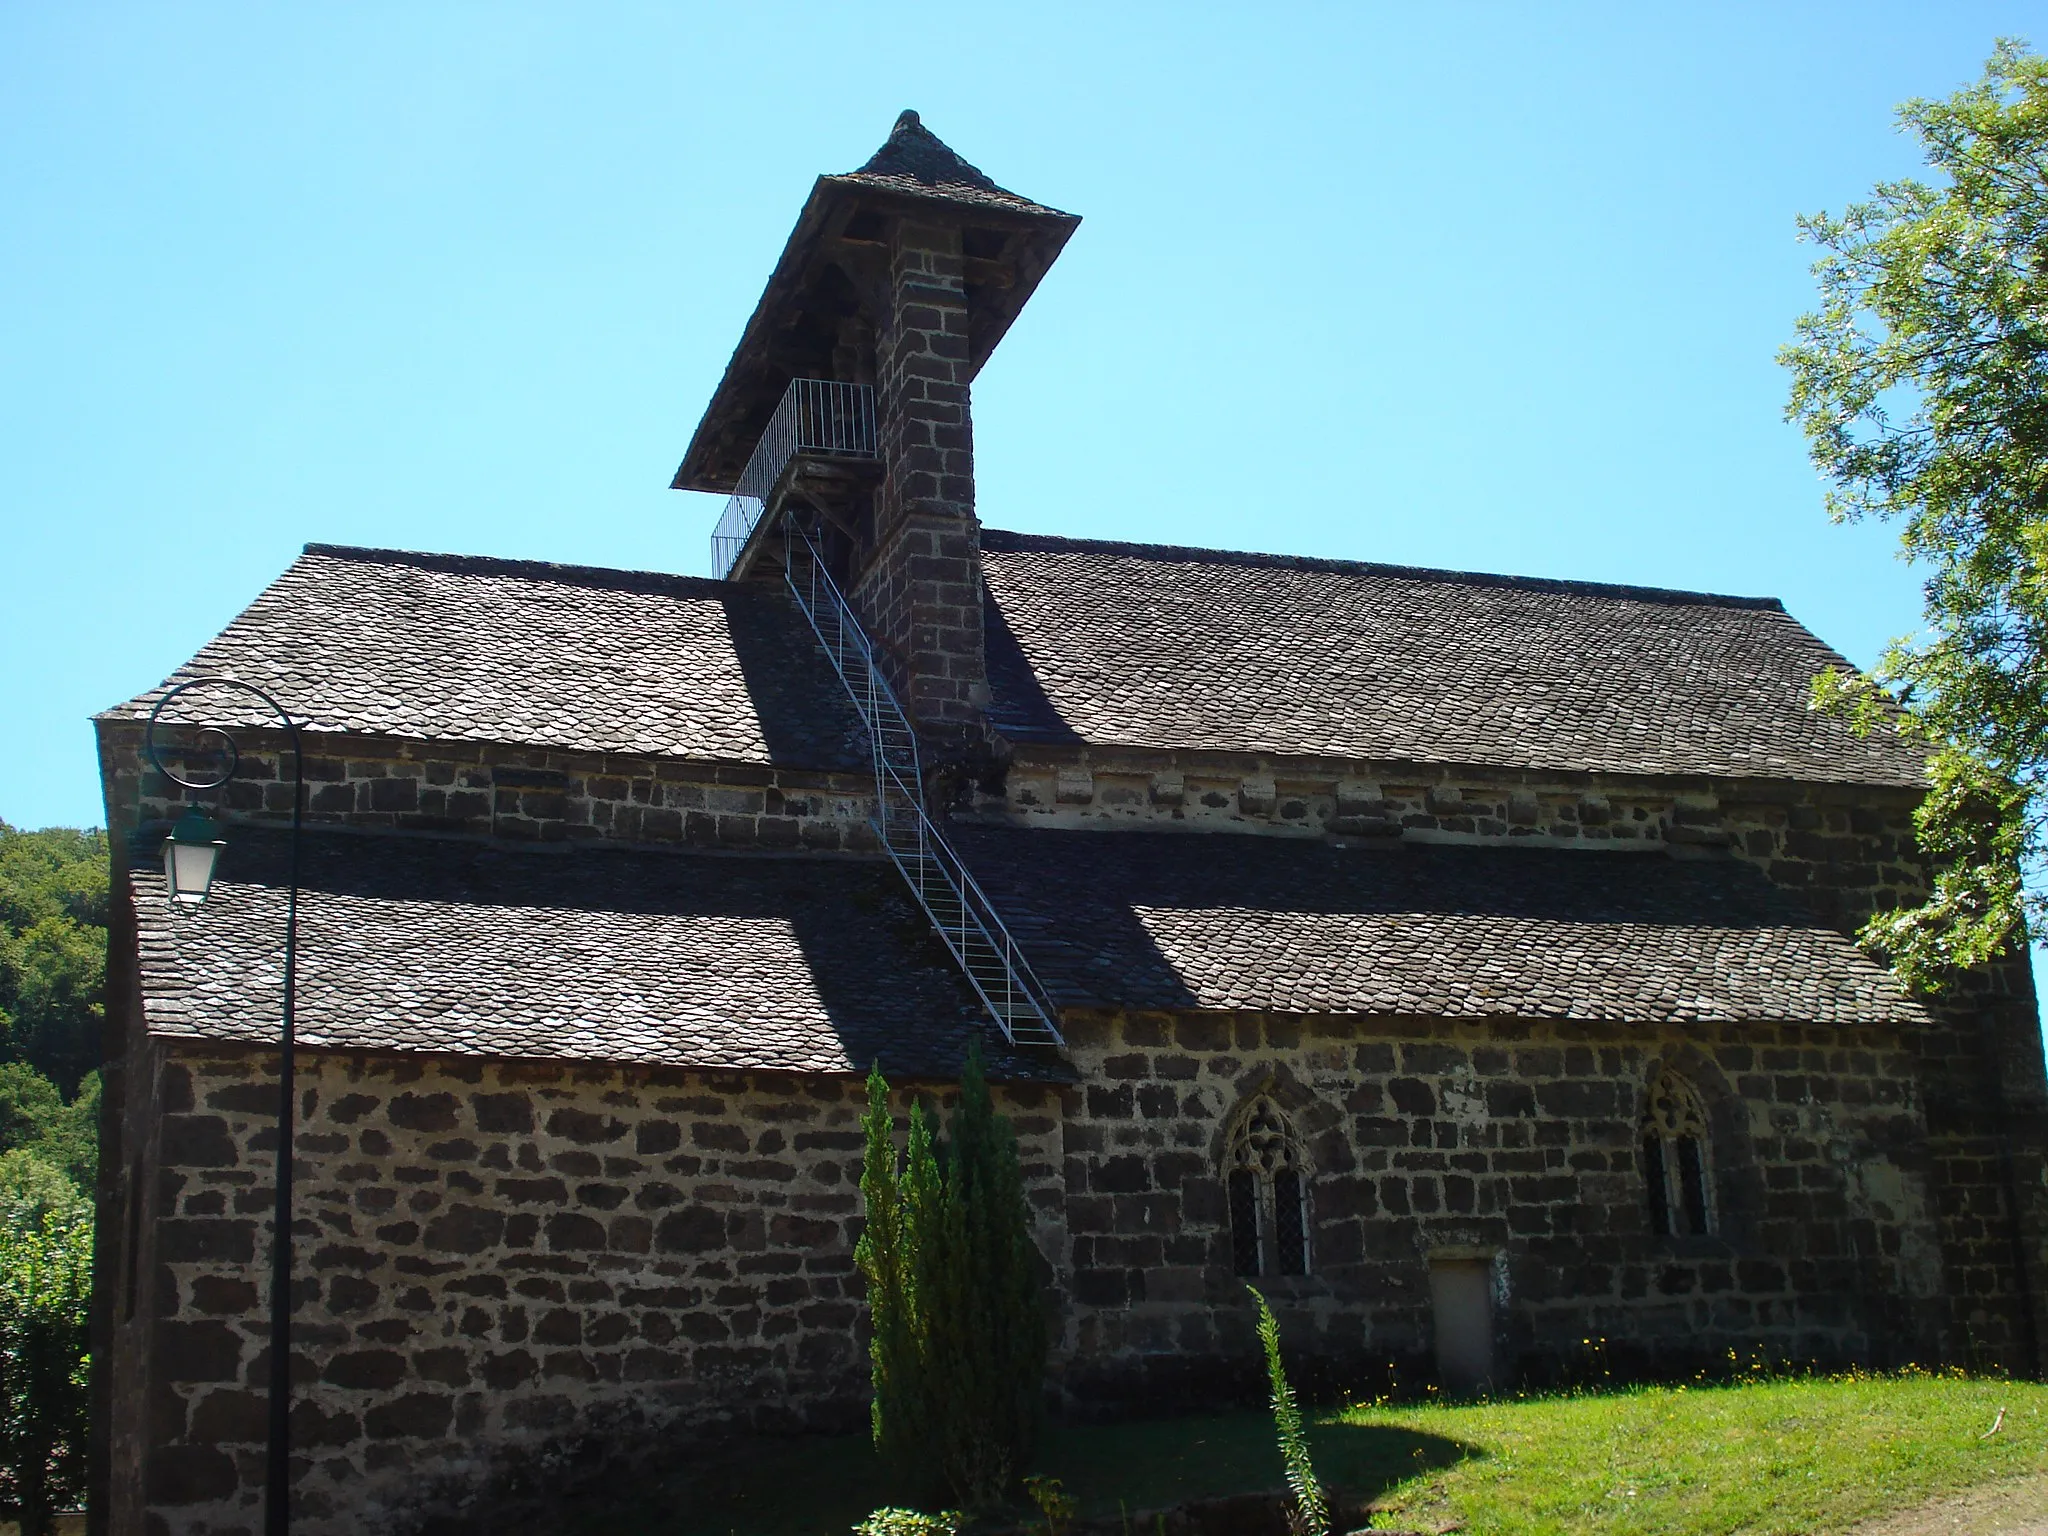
[162,807,226,908]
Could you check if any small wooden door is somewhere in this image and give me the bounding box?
[1430,1258,1495,1394]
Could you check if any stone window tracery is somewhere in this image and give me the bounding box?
[1226,1094,1311,1277]
[1642,1069,1712,1237]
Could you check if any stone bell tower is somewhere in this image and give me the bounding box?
[673,111,1078,753]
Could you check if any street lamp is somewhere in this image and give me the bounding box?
[161,805,227,908]
[144,677,304,1536]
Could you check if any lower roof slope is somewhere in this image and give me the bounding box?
[952,825,1923,1026]
[103,545,868,773]
[130,830,1059,1081]
[980,529,1925,787]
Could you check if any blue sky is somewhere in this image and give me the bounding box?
[0,3,2038,830]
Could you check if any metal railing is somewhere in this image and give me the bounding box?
[711,379,877,579]
[781,518,1064,1049]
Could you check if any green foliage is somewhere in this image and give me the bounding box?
[851,1509,963,1536]
[0,822,106,1095]
[1781,40,2048,988]
[0,1066,99,1195]
[0,1150,91,1535]
[1248,1286,1328,1536]
[1023,1474,1077,1536]
[854,1043,1048,1508]
[856,1064,923,1469]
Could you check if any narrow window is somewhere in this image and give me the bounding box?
[1642,1070,1712,1237]
[1228,1169,1263,1276]
[1272,1168,1308,1276]
[1226,1094,1313,1278]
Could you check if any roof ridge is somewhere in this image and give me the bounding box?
[978,527,1788,613]
[301,542,729,597]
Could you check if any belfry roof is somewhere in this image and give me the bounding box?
[824,110,1071,218]
[980,529,1927,787]
[951,825,1925,1026]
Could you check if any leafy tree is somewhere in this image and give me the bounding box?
[855,1044,1048,1507]
[0,1067,99,1194]
[0,824,106,1094]
[1781,40,2048,988]
[0,1150,92,1536]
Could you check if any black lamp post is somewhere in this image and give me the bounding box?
[144,677,304,1536]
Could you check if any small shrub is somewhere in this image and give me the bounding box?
[1248,1285,1328,1536]
[1024,1473,1077,1536]
[853,1507,965,1536]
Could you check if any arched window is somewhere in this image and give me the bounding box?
[1226,1094,1311,1277]
[1642,1069,1712,1237]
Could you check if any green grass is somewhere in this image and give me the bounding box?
[563,1372,2048,1536]
[1348,1370,2048,1536]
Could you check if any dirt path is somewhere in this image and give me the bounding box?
[1840,1475,2048,1536]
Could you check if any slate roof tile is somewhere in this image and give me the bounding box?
[828,111,1071,219]
[951,825,1924,1026]
[980,529,1926,787]
[103,545,869,773]
[130,829,1063,1081]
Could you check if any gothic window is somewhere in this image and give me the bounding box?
[1227,1094,1312,1277]
[1642,1070,1712,1238]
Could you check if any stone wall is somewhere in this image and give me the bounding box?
[1050,1007,1956,1406]
[95,722,878,856]
[991,746,2048,1374]
[108,1044,1063,1536]
[105,1002,2031,1533]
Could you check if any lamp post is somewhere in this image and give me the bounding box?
[144,677,304,1536]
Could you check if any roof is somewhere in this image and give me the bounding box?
[980,530,1925,787]
[104,545,868,773]
[952,825,1924,1026]
[823,110,1070,219]
[129,828,1062,1080]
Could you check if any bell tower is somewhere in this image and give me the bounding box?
[673,111,1078,753]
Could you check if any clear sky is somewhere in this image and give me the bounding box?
[1,3,2039,831]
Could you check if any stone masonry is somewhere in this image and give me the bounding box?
[983,747,2048,1374]
[96,723,879,856]
[1052,1009,1948,1404]
[112,1045,1063,1536]
[851,217,990,746]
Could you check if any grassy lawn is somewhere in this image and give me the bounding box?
[1348,1372,2048,1536]
[567,1372,2048,1536]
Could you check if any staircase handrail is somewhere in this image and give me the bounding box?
[781,519,1064,1048]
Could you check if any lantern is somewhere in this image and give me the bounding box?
[161,806,226,908]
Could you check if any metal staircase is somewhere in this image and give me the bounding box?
[780,518,1064,1049]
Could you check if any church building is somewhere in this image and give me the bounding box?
[91,112,2048,1535]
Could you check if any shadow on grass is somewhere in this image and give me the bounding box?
[563,1412,1479,1536]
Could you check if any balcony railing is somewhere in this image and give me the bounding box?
[710,378,877,579]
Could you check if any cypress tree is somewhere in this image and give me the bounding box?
[927,1038,1045,1504]
[855,1064,913,1469]
[853,1043,1047,1507]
